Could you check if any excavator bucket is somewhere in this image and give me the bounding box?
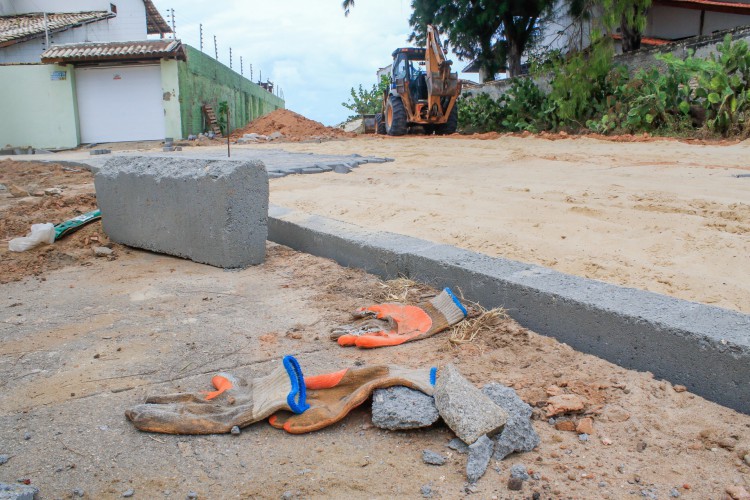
[427,71,459,96]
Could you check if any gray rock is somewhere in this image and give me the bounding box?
[230,426,240,436]
[466,435,494,483]
[44,187,62,196]
[446,437,469,454]
[422,450,446,466]
[73,488,85,497]
[420,484,432,498]
[122,489,134,498]
[579,433,589,442]
[333,165,352,174]
[0,455,8,466]
[482,383,541,460]
[510,464,529,481]
[0,482,38,500]
[23,432,31,441]
[187,492,198,499]
[93,247,114,257]
[281,491,293,500]
[268,132,284,140]
[372,387,440,430]
[434,365,507,445]
[670,488,681,498]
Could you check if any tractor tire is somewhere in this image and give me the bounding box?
[374,113,386,135]
[435,103,458,135]
[385,96,407,136]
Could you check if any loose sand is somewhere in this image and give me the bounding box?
[269,135,750,313]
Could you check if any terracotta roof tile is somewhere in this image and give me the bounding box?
[0,11,115,47]
[40,39,186,63]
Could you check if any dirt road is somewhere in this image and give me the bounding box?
[270,135,750,313]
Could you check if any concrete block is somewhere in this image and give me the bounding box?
[482,383,540,460]
[434,365,507,444]
[266,206,750,414]
[466,435,494,483]
[0,482,38,500]
[371,386,440,430]
[95,156,268,268]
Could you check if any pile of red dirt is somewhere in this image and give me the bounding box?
[230,109,355,142]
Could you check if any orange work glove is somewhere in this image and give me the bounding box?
[126,356,308,434]
[269,365,437,434]
[330,288,467,348]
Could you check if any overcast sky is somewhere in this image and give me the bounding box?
[150,0,473,126]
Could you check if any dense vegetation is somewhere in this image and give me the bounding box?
[459,35,750,138]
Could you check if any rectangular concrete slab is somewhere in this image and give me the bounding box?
[96,156,268,268]
[268,205,750,414]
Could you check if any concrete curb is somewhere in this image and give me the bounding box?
[268,205,750,414]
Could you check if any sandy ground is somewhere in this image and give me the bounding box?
[269,135,750,313]
[1,242,749,499]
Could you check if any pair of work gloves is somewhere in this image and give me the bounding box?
[126,356,436,435]
[127,288,466,435]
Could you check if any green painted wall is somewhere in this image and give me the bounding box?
[0,64,79,149]
[177,45,285,137]
[160,59,182,139]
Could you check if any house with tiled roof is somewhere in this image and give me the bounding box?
[0,0,283,149]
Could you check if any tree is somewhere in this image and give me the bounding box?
[604,0,652,52]
[341,75,391,121]
[342,0,355,16]
[408,0,554,79]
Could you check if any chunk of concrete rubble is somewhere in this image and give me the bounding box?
[545,394,585,417]
[434,364,507,445]
[446,437,469,454]
[0,482,39,500]
[93,246,114,257]
[466,435,494,483]
[510,464,530,481]
[268,131,284,140]
[422,450,446,466]
[371,386,440,430]
[482,383,541,460]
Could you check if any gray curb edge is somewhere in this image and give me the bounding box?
[268,205,750,414]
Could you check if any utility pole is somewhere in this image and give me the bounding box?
[169,8,176,38]
[229,47,232,69]
[250,64,253,81]
[214,35,218,60]
[199,24,203,52]
[240,56,243,76]
[43,12,50,48]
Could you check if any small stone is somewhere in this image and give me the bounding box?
[673,385,687,393]
[510,464,530,481]
[0,482,38,500]
[579,434,589,442]
[422,450,446,466]
[434,365,507,444]
[372,386,440,430]
[268,131,284,140]
[420,484,432,498]
[601,436,613,445]
[44,187,63,196]
[73,488,85,497]
[636,441,647,452]
[230,426,240,436]
[23,432,31,441]
[576,417,595,435]
[670,488,681,498]
[599,482,608,488]
[482,383,541,460]
[0,455,9,465]
[545,394,585,417]
[447,437,470,454]
[187,492,198,499]
[555,420,576,432]
[93,246,114,257]
[466,435,493,483]
[123,489,135,497]
[507,477,524,491]
[8,184,29,198]
[744,454,750,466]
[281,492,293,500]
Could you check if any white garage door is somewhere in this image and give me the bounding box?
[75,65,164,143]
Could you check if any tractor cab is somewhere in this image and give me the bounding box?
[391,48,429,103]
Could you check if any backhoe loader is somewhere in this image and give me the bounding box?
[375,25,461,136]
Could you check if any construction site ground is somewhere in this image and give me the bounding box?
[1,133,749,499]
